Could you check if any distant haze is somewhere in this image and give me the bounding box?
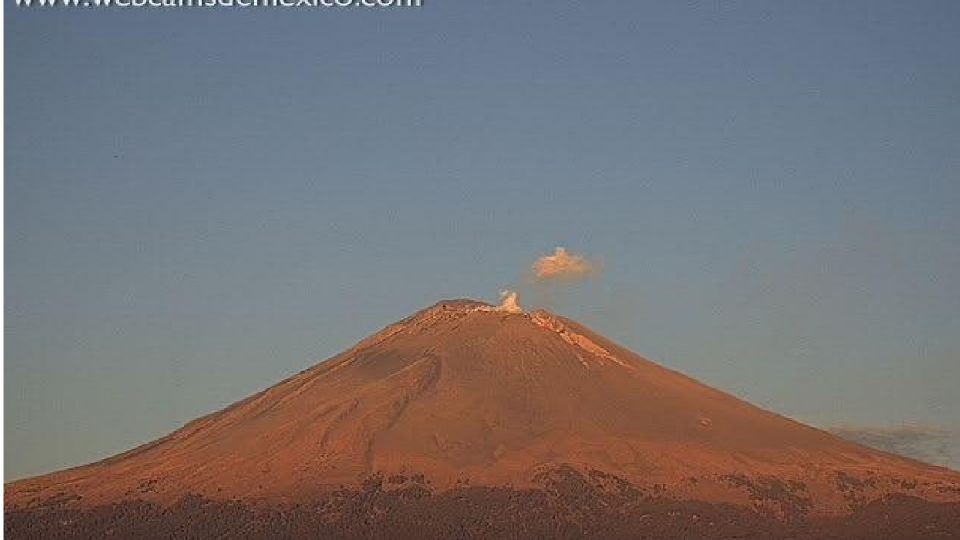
[829,426,955,469]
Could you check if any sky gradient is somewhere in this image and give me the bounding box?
[6,0,960,479]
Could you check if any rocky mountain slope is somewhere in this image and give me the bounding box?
[7,299,960,538]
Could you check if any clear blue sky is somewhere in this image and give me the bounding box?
[6,1,960,479]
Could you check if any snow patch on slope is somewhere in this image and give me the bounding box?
[529,310,631,369]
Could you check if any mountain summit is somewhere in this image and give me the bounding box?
[7,300,960,538]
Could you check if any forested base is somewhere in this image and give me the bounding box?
[7,470,960,540]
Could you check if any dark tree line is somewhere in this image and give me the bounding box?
[7,468,960,539]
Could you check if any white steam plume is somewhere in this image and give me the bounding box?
[497,290,522,313]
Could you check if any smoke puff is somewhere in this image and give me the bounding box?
[498,290,523,313]
[532,247,600,282]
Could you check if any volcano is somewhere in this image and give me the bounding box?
[6,300,960,539]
